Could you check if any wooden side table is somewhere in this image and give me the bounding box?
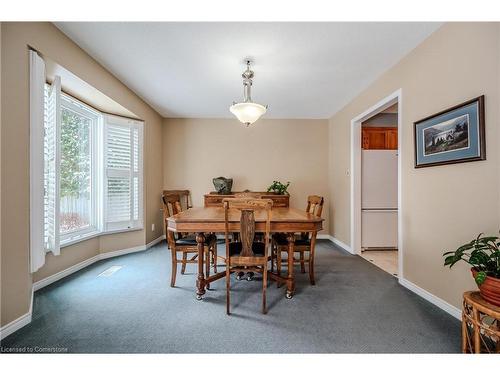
[462,291,500,353]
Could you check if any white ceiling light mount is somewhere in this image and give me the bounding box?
[230,59,268,127]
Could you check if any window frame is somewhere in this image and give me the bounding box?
[43,86,144,248]
[37,61,146,258]
[102,114,144,233]
[58,92,102,246]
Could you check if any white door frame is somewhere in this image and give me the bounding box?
[350,89,403,280]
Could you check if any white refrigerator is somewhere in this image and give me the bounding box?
[361,150,398,249]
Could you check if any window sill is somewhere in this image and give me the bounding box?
[60,227,144,248]
[99,227,144,237]
[60,231,101,248]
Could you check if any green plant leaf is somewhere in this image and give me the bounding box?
[266,180,290,195]
[444,255,459,267]
[442,233,500,278]
[469,249,489,266]
[478,236,498,243]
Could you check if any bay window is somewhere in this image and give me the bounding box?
[42,77,143,250]
[30,50,144,272]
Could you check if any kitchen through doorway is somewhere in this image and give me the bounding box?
[359,102,399,277]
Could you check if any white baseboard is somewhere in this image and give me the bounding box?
[2,235,166,340]
[316,234,332,240]
[99,245,147,260]
[146,234,166,248]
[0,289,34,340]
[328,235,353,254]
[399,278,462,320]
[33,254,101,291]
[34,235,166,291]
[323,236,461,321]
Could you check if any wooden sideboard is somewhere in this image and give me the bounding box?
[204,192,289,208]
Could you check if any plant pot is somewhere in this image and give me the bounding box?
[212,177,233,195]
[471,268,500,306]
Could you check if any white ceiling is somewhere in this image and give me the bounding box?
[55,22,441,119]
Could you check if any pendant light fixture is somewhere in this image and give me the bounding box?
[229,59,268,127]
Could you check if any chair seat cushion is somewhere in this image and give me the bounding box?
[175,233,216,246]
[273,233,310,247]
[229,241,266,257]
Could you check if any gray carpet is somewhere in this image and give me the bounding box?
[1,240,460,353]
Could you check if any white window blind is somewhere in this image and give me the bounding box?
[44,76,62,256]
[103,115,143,232]
[30,50,47,272]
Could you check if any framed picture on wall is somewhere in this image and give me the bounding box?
[414,96,485,168]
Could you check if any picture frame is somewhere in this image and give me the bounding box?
[414,96,485,168]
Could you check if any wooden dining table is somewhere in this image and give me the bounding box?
[166,206,323,300]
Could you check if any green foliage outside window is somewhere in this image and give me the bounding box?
[60,108,91,198]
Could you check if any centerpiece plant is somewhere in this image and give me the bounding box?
[266,181,290,195]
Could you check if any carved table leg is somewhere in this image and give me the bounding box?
[285,233,295,299]
[196,232,206,300]
[276,244,282,288]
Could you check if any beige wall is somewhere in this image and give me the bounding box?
[0,22,3,326]
[328,22,500,309]
[1,22,164,326]
[162,118,330,234]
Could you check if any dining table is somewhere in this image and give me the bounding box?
[166,206,324,300]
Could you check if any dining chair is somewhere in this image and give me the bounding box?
[271,195,324,285]
[223,198,273,314]
[162,190,192,240]
[163,193,217,287]
[163,189,192,210]
[232,192,263,245]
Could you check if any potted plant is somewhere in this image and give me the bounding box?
[443,233,500,306]
[267,180,290,195]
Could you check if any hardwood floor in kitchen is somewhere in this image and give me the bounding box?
[360,250,398,277]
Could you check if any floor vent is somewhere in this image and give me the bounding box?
[98,266,123,277]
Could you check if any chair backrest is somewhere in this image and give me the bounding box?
[163,190,191,210]
[162,193,185,240]
[223,198,272,258]
[301,195,324,240]
[162,193,183,217]
[306,195,324,217]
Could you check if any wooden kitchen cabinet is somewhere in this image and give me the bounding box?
[362,127,398,150]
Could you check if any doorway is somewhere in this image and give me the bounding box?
[350,90,402,279]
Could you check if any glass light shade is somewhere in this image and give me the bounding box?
[229,102,267,126]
